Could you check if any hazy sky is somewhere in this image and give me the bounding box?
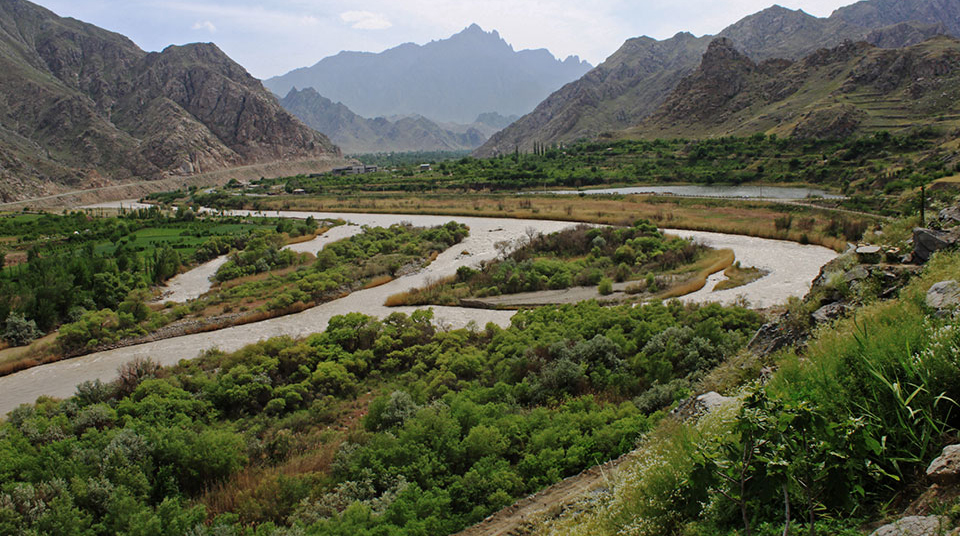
[32,0,860,79]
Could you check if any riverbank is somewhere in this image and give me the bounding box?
[0,209,838,415]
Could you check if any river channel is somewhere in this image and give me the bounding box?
[0,208,837,415]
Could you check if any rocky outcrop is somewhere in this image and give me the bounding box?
[0,0,339,202]
[940,204,960,225]
[630,35,960,140]
[913,227,960,262]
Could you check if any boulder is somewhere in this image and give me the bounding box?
[812,302,848,324]
[913,228,960,263]
[927,444,960,484]
[940,204,960,226]
[856,245,883,263]
[926,281,960,311]
[845,264,871,282]
[869,516,951,536]
[696,392,734,413]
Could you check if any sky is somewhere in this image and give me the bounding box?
[32,0,861,80]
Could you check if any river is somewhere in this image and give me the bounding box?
[0,208,837,415]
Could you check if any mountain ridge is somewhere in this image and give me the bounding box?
[474,0,960,156]
[280,88,493,154]
[624,35,960,140]
[0,0,340,202]
[264,25,592,124]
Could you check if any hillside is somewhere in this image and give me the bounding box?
[264,24,592,124]
[475,0,960,156]
[627,36,960,139]
[279,88,487,154]
[0,0,339,202]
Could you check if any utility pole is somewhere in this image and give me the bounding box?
[920,184,926,227]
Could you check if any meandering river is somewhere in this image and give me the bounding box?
[0,207,837,415]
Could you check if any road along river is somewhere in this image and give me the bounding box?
[0,209,837,415]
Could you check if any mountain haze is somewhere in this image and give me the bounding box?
[0,0,339,202]
[264,24,592,124]
[280,88,488,154]
[475,0,960,156]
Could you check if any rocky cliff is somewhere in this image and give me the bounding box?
[0,0,339,202]
[627,35,960,139]
[474,0,960,156]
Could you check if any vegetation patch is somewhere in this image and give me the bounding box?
[712,261,768,292]
[0,300,761,535]
[385,220,709,307]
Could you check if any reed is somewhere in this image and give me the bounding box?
[657,249,735,300]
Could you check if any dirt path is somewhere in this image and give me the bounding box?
[454,450,636,536]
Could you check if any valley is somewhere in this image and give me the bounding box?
[2,0,960,535]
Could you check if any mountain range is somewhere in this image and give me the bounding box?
[279,88,514,154]
[475,0,960,156]
[264,24,592,125]
[0,0,340,202]
[626,35,960,140]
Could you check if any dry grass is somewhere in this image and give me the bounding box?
[283,229,321,245]
[245,194,860,252]
[363,275,394,289]
[384,275,457,307]
[657,249,735,300]
[713,263,768,292]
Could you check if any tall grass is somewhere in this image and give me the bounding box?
[657,249,735,300]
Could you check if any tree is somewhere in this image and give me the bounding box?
[3,312,41,346]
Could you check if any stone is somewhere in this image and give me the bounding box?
[940,205,960,226]
[695,392,734,413]
[926,281,960,311]
[812,302,847,324]
[926,444,960,484]
[868,515,950,536]
[913,228,959,263]
[844,264,870,282]
[857,245,883,263]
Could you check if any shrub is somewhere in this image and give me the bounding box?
[3,312,41,346]
[598,278,614,295]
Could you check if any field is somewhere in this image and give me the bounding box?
[202,192,876,252]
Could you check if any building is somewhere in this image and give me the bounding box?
[419,163,431,172]
[330,165,378,176]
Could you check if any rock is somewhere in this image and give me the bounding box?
[696,392,734,413]
[868,515,951,536]
[927,444,960,485]
[913,228,960,263]
[812,302,848,324]
[747,321,805,357]
[857,245,883,263]
[926,281,960,311]
[844,264,870,282]
[940,205,960,226]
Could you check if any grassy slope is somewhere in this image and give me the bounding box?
[527,249,960,535]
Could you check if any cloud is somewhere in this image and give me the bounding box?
[339,10,392,30]
[191,20,217,32]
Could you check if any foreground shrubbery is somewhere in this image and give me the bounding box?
[535,250,960,536]
[0,300,761,535]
